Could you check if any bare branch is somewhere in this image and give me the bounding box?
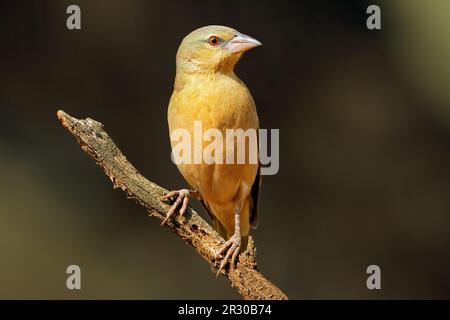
[56,110,288,300]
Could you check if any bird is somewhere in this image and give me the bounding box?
[162,25,262,274]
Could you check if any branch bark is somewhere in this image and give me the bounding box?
[56,110,288,300]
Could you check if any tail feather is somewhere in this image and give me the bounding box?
[213,216,228,240]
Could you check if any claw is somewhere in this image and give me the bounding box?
[161,189,197,225]
[215,235,241,276]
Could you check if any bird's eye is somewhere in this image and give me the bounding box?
[208,36,219,46]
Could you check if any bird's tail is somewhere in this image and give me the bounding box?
[212,216,228,240]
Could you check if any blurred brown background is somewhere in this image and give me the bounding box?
[1,0,449,299]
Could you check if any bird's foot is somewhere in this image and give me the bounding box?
[215,234,241,276]
[161,189,200,225]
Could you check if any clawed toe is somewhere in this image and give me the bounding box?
[161,189,198,225]
[215,235,241,276]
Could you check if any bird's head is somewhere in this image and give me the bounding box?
[176,25,262,74]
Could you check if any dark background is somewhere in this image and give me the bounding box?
[1,0,450,299]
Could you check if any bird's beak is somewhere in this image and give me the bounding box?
[226,32,262,54]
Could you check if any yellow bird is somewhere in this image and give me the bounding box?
[163,25,262,274]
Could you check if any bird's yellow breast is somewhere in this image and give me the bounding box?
[169,72,257,131]
[168,71,259,207]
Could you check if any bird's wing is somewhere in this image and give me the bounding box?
[249,164,261,228]
[249,122,261,229]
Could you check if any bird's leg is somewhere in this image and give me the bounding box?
[161,189,201,225]
[215,208,241,276]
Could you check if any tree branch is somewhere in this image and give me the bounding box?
[56,110,288,300]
